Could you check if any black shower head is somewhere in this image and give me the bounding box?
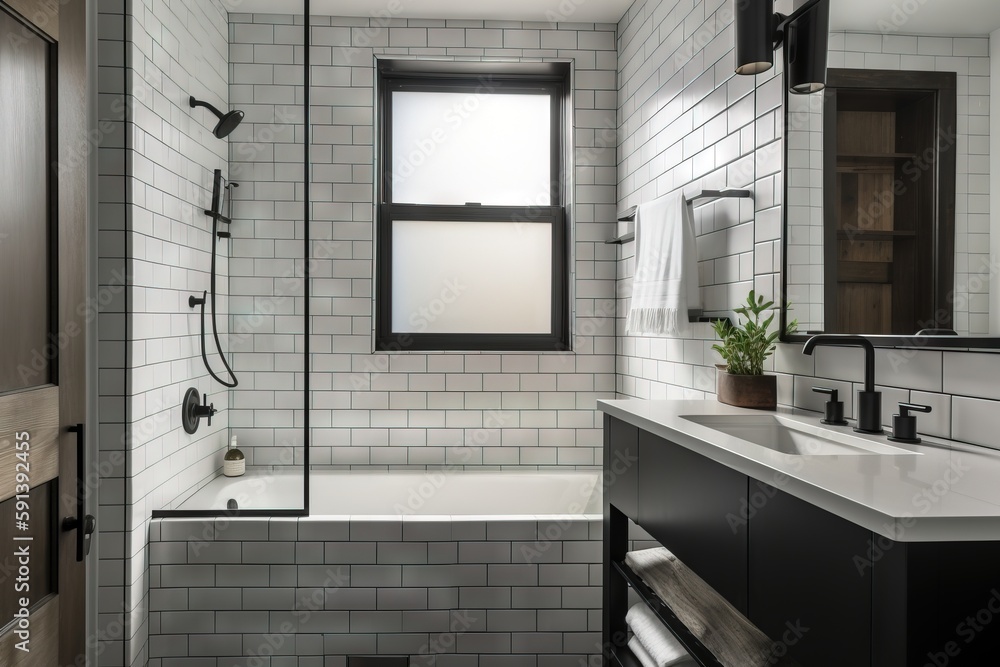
[189,95,245,139]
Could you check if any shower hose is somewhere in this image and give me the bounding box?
[191,210,238,388]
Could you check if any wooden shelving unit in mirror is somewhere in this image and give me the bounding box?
[822,69,956,336]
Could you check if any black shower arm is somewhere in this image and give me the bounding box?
[189,96,225,120]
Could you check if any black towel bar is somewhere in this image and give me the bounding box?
[605,190,752,244]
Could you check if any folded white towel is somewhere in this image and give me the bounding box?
[625,192,702,336]
[626,603,692,667]
[628,635,658,667]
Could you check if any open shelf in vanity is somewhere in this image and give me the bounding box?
[610,560,727,667]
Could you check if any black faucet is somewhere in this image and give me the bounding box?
[802,335,883,434]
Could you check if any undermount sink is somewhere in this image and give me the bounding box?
[681,414,921,456]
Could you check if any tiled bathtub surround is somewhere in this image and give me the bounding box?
[97,0,232,665]
[147,515,602,667]
[614,0,1000,451]
[227,14,620,469]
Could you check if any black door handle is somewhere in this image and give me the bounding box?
[62,424,95,561]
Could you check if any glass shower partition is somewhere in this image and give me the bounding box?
[158,4,311,516]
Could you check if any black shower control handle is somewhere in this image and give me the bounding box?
[194,393,217,427]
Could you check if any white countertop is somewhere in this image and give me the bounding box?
[598,399,1000,542]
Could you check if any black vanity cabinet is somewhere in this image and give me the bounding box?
[607,417,639,519]
[638,429,748,613]
[603,414,1000,667]
[747,482,872,665]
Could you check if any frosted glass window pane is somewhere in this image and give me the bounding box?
[392,220,552,334]
[392,91,552,206]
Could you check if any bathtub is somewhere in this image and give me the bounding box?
[153,468,604,665]
[178,468,603,516]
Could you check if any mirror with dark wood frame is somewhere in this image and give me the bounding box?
[779,0,1000,348]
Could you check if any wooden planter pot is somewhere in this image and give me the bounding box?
[717,372,777,410]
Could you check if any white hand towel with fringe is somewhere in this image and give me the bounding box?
[625,191,702,336]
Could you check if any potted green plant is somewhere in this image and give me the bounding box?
[712,290,797,410]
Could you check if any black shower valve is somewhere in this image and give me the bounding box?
[195,392,217,427]
[182,387,217,434]
[189,291,208,309]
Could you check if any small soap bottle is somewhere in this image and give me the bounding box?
[224,435,245,477]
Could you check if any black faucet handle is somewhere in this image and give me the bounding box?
[888,402,932,445]
[898,402,932,417]
[812,386,839,402]
[813,386,848,426]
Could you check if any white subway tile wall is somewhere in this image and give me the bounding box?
[783,86,824,332]
[227,13,619,469]
[615,0,1000,449]
[146,517,602,667]
[97,0,233,665]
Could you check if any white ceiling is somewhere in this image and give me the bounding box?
[228,0,634,24]
[829,0,1000,36]
[230,0,1000,37]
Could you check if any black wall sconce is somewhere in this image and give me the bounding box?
[734,0,830,94]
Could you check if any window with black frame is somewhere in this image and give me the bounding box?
[376,60,570,352]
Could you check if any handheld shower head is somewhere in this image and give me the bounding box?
[189,95,245,139]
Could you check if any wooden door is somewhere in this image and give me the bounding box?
[0,0,89,665]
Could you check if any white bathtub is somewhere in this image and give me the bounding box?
[154,469,603,664]
[178,468,603,516]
